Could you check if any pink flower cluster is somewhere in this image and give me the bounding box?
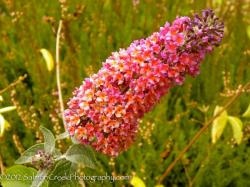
[64,9,224,156]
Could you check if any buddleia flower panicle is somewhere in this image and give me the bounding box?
[64,9,224,157]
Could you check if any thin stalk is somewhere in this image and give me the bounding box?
[55,20,66,126]
[0,153,4,174]
[158,81,250,184]
[0,74,27,95]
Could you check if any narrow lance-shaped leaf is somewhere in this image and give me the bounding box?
[0,114,5,137]
[211,106,228,144]
[65,144,97,169]
[247,26,250,40]
[0,106,16,114]
[40,48,54,72]
[0,95,4,102]
[242,104,250,118]
[228,116,243,144]
[0,114,10,137]
[39,126,56,154]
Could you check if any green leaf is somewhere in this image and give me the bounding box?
[56,131,69,140]
[242,104,250,118]
[65,144,97,169]
[130,176,146,187]
[0,114,4,136]
[40,49,54,72]
[0,114,10,137]
[1,165,37,187]
[228,116,243,144]
[53,149,63,158]
[247,25,250,40]
[211,106,228,144]
[15,143,44,164]
[15,143,62,164]
[40,126,56,154]
[31,169,48,187]
[48,160,80,187]
[0,106,16,114]
[155,185,165,187]
[213,0,223,6]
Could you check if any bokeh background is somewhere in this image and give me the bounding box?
[0,0,250,186]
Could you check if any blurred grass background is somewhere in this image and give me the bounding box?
[0,0,250,186]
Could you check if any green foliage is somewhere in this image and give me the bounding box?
[211,106,228,144]
[30,170,48,187]
[15,143,45,164]
[39,49,54,72]
[0,105,15,137]
[13,126,96,187]
[65,144,97,169]
[130,176,146,187]
[0,106,16,114]
[0,114,9,137]
[56,131,69,140]
[0,165,38,187]
[0,0,249,187]
[48,160,79,187]
[243,104,250,118]
[39,126,56,154]
[228,116,243,144]
[211,107,244,145]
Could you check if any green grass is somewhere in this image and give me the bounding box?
[0,0,250,186]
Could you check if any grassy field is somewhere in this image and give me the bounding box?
[0,0,250,186]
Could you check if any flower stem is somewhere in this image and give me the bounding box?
[0,153,4,174]
[55,20,66,126]
[158,81,250,184]
[0,74,27,95]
